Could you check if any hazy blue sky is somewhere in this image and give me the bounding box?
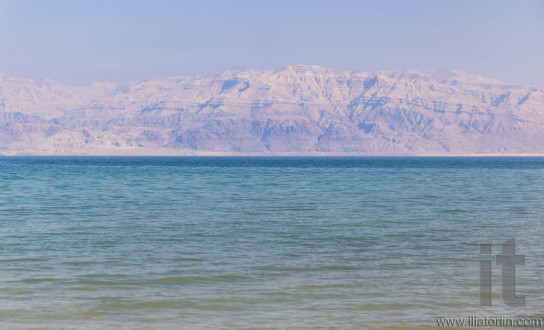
[1,0,543,86]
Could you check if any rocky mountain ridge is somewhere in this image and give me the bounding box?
[1,65,543,155]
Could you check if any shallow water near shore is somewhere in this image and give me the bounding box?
[1,157,544,329]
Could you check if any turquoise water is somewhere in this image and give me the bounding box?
[1,157,544,329]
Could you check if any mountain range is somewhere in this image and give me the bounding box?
[1,65,543,155]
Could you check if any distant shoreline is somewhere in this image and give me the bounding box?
[2,149,544,157]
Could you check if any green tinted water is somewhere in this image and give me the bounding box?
[1,157,544,328]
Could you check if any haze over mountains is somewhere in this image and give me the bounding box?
[1,65,543,155]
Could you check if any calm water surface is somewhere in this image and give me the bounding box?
[1,157,544,329]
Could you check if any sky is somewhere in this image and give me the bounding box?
[0,0,543,86]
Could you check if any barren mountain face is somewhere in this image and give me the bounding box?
[1,65,543,155]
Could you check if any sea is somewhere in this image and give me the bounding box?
[1,157,544,329]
